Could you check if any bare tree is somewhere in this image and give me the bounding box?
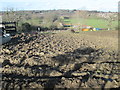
[41,12,59,29]
[2,8,22,24]
[104,13,117,30]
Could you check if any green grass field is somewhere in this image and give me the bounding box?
[27,18,117,29]
[25,18,40,26]
[63,18,118,29]
[19,15,118,30]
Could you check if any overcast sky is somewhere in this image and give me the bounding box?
[0,0,119,12]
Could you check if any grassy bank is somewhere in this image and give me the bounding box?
[63,18,118,29]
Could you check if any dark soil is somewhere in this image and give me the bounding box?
[0,30,119,89]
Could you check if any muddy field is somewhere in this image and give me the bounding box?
[0,30,120,89]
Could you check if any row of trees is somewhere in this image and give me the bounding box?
[2,8,118,32]
[2,8,67,32]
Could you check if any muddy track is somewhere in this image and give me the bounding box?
[0,30,119,89]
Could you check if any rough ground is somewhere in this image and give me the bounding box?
[0,30,120,89]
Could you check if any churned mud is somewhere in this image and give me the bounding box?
[0,30,119,89]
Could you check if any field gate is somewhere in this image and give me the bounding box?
[0,22,17,33]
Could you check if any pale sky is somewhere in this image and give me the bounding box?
[0,0,119,12]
